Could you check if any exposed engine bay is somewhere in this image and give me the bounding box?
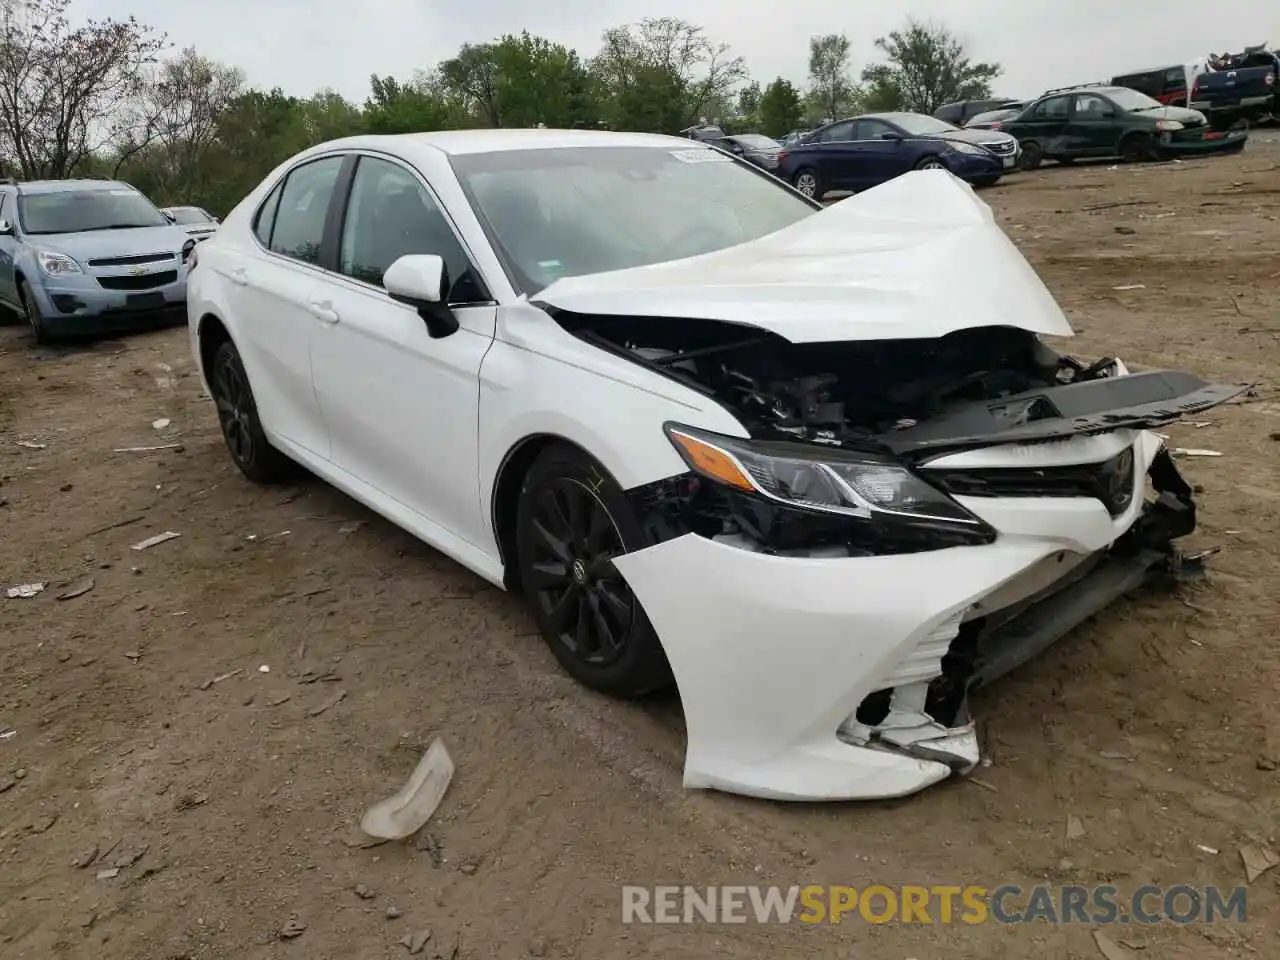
[556,313,1149,458]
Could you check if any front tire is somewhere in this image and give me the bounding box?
[208,339,296,484]
[1018,141,1043,170]
[19,280,52,345]
[915,156,946,171]
[1120,132,1153,163]
[514,443,672,699]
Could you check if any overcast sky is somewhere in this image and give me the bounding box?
[82,0,1275,105]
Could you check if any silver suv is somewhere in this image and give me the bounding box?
[0,179,197,343]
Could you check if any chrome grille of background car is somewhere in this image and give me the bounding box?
[924,447,1137,517]
[983,140,1016,156]
[88,252,176,267]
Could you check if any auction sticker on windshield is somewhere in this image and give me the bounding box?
[670,149,732,163]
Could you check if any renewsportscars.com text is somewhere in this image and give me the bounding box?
[621,884,1247,925]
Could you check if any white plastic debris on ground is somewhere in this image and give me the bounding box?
[360,739,454,841]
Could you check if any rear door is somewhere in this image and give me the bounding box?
[226,154,348,459]
[0,192,18,310]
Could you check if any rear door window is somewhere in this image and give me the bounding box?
[269,156,344,266]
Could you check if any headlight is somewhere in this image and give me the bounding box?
[36,249,82,276]
[948,141,989,155]
[1155,120,1184,131]
[664,424,983,525]
[181,238,196,264]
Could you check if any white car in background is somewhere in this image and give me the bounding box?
[161,205,219,242]
[185,129,1241,802]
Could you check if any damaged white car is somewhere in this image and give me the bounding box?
[187,129,1243,801]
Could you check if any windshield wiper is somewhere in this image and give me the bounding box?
[74,223,158,232]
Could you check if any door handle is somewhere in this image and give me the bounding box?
[307,299,339,324]
[228,267,248,286]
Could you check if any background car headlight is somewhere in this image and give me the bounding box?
[948,141,989,155]
[664,424,983,525]
[1155,120,1184,131]
[36,249,82,276]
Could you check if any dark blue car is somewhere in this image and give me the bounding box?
[776,112,1020,200]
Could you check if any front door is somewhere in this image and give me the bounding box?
[1065,93,1121,157]
[1019,94,1071,156]
[308,153,497,549]
[228,154,347,460]
[0,193,18,311]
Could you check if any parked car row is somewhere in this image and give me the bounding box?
[178,126,1242,801]
[0,179,219,343]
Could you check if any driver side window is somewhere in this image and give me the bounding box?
[819,121,855,142]
[338,155,485,304]
[1033,96,1070,120]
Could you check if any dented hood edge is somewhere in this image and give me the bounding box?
[535,170,1075,344]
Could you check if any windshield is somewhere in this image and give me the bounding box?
[889,114,962,136]
[168,207,210,225]
[18,188,169,235]
[1106,88,1164,111]
[733,134,780,149]
[451,145,817,294]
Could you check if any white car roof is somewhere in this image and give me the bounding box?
[308,128,700,158]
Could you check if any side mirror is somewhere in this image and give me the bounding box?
[0,219,12,236]
[880,131,904,141]
[384,254,458,339]
[163,211,176,223]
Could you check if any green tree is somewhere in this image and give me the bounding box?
[363,73,467,134]
[592,18,745,130]
[489,32,597,128]
[758,77,802,137]
[735,80,761,118]
[860,19,1001,114]
[807,33,855,122]
[440,42,502,125]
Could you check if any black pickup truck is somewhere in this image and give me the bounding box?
[1190,45,1279,128]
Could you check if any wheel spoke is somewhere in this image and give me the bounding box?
[597,580,631,619]
[532,519,572,563]
[545,585,577,636]
[586,590,618,652]
[527,560,570,591]
[573,594,593,652]
[214,396,235,417]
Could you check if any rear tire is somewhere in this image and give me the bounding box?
[1018,141,1044,170]
[208,339,296,484]
[19,280,52,345]
[514,443,673,699]
[792,167,824,201]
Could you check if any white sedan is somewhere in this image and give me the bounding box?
[186,129,1241,802]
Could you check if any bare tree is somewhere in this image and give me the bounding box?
[112,47,243,184]
[0,0,166,178]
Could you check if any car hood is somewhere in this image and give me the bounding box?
[941,128,1017,146]
[29,225,192,262]
[1137,106,1204,124]
[535,170,1071,343]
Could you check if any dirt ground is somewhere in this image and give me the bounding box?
[3,142,1280,960]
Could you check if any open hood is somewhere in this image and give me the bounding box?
[535,171,1074,344]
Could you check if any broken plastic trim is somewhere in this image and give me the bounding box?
[889,371,1248,461]
[853,446,1202,767]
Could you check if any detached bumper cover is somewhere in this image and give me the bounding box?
[613,432,1203,801]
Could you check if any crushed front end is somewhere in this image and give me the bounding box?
[573,317,1243,800]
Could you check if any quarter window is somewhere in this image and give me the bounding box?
[270,156,344,265]
[338,155,483,302]
[253,183,282,246]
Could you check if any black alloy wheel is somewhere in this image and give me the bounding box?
[515,444,672,698]
[209,340,295,483]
